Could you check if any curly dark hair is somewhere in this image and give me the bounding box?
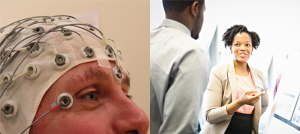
[222,25,260,49]
[162,0,204,13]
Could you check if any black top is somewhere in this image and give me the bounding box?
[225,112,254,134]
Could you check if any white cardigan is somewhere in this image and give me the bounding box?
[200,61,269,134]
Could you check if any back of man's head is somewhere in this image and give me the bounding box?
[162,0,204,14]
[162,0,205,39]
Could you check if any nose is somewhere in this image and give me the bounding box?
[240,45,246,51]
[111,91,150,134]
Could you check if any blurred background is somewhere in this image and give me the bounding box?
[0,0,150,132]
[151,0,300,133]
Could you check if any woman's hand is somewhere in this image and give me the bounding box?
[226,90,264,115]
[237,90,264,106]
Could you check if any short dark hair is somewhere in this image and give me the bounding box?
[222,25,260,49]
[162,0,204,13]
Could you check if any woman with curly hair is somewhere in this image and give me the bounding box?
[200,25,269,134]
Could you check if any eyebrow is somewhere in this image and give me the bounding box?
[84,67,111,82]
[65,67,111,88]
[66,66,130,89]
[122,74,130,88]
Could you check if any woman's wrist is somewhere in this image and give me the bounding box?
[235,98,244,107]
[226,99,244,115]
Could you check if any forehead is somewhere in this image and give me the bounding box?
[59,61,130,93]
[233,32,251,42]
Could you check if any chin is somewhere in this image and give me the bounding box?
[236,59,248,63]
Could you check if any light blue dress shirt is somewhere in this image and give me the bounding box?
[150,19,210,134]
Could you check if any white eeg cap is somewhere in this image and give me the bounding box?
[0,15,126,134]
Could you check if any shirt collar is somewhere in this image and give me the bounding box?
[160,18,191,36]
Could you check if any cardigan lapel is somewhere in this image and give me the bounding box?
[248,65,262,133]
[228,61,238,102]
[248,65,257,89]
[248,65,261,112]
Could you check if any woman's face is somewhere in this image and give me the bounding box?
[230,32,253,63]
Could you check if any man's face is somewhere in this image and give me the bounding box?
[29,61,149,134]
[191,1,206,40]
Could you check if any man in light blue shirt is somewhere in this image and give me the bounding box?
[150,0,210,133]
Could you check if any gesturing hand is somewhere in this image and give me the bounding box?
[238,90,264,106]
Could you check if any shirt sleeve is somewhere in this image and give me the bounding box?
[203,67,233,124]
[158,49,210,134]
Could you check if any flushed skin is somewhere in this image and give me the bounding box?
[30,61,149,134]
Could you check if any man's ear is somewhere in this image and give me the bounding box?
[190,1,199,17]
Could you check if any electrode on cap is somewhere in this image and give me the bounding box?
[61,28,72,36]
[51,54,70,70]
[113,67,124,83]
[28,66,34,74]
[105,45,113,57]
[33,27,45,34]
[58,28,74,40]
[55,54,66,66]
[116,68,123,79]
[1,104,13,115]
[117,50,121,55]
[1,49,11,60]
[84,46,95,58]
[1,100,18,118]
[117,50,123,61]
[43,17,52,21]
[2,75,10,85]
[57,93,73,109]
[1,74,14,88]
[27,42,43,57]
[24,63,40,79]
[27,42,40,52]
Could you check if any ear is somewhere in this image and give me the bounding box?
[229,46,232,51]
[190,1,199,17]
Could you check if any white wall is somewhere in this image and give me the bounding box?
[151,0,300,133]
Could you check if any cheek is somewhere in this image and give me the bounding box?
[51,109,113,134]
[247,49,252,57]
[233,48,239,56]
